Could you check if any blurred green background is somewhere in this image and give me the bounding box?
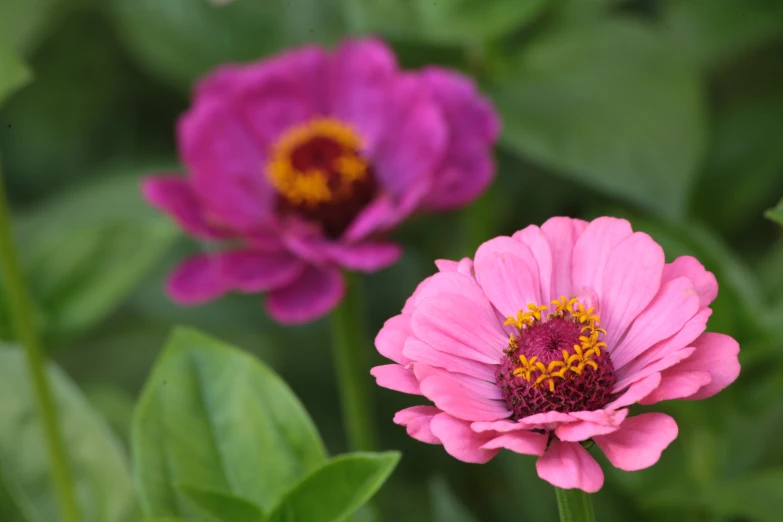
[1,0,783,521]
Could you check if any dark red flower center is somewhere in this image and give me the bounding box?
[267,118,377,238]
[495,298,617,419]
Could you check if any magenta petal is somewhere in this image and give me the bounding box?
[429,413,500,463]
[610,277,701,369]
[142,176,228,239]
[474,236,541,317]
[166,254,228,305]
[571,217,633,294]
[555,409,629,442]
[540,217,588,299]
[324,242,402,272]
[373,74,447,198]
[331,39,397,153]
[662,256,718,307]
[265,264,344,324]
[343,194,409,242]
[666,333,740,401]
[394,406,442,444]
[594,413,678,471]
[536,440,604,493]
[220,249,305,293]
[371,365,421,395]
[482,431,548,456]
[600,232,665,348]
[375,314,413,365]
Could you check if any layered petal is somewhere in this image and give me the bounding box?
[540,216,588,299]
[402,338,497,381]
[265,264,344,323]
[418,366,510,422]
[371,365,420,395]
[536,440,604,493]
[512,225,554,305]
[571,217,633,294]
[594,413,678,471]
[220,249,305,292]
[474,237,541,317]
[394,406,441,444]
[375,314,413,364]
[482,431,547,456]
[430,413,499,463]
[166,253,228,305]
[555,409,629,442]
[662,256,718,307]
[141,176,229,239]
[323,241,402,272]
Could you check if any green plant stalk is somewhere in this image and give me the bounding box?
[555,487,595,522]
[330,271,377,452]
[0,162,81,522]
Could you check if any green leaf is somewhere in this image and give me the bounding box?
[492,19,705,218]
[177,485,266,522]
[132,327,327,520]
[0,40,32,107]
[0,345,137,522]
[429,477,479,522]
[269,452,400,522]
[2,174,178,345]
[0,0,63,54]
[765,198,783,227]
[108,0,343,89]
[665,0,783,69]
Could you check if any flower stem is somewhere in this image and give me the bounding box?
[330,271,377,451]
[0,162,81,522]
[554,487,596,522]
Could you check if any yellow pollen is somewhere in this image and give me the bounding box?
[552,295,579,316]
[267,118,368,206]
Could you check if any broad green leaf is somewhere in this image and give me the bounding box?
[665,0,783,69]
[132,327,327,519]
[108,0,343,89]
[84,384,137,447]
[0,174,178,345]
[269,452,400,522]
[177,485,266,522]
[0,345,137,522]
[429,477,478,522]
[0,40,31,107]
[492,20,705,218]
[0,0,62,54]
[766,198,783,227]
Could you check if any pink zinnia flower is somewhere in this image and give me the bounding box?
[372,216,740,492]
[142,39,499,324]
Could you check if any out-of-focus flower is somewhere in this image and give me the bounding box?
[143,39,499,324]
[371,216,740,492]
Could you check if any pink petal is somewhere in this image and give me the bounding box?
[394,406,441,444]
[141,176,229,239]
[536,440,604,493]
[370,364,421,395]
[373,74,447,199]
[613,348,695,392]
[610,277,701,369]
[605,373,662,409]
[411,293,507,364]
[429,413,500,463]
[617,308,711,379]
[434,259,459,272]
[600,232,665,348]
[662,256,718,307]
[375,314,413,364]
[220,249,305,293]
[166,254,229,305]
[419,370,510,422]
[517,411,577,431]
[178,98,273,231]
[594,413,678,471]
[265,264,344,324]
[638,370,712,405]
[409,271,483,308]
[471,419,530,433]
[330,39,398,153]
[662,333,740,401]
[324,242,402,272]
[571,217,633,295]
[512,225,554,305]
[540,217,588,299]
[482,431,548,456]
[474,237,541,317]
[402,338,497,381]
[555,409,629,442]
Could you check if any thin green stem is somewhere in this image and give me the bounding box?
[0,162,81,522]
[330,271,377,452]
[555,487,596,522]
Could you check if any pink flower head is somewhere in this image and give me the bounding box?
[372,217,740,492]
[142,39,499,324]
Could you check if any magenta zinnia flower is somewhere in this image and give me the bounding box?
[142,39,499,323]
[372,217,740,492]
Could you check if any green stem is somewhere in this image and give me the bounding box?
[330,272,377,452]
[0,162,81,522]
[555,487,595,522]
